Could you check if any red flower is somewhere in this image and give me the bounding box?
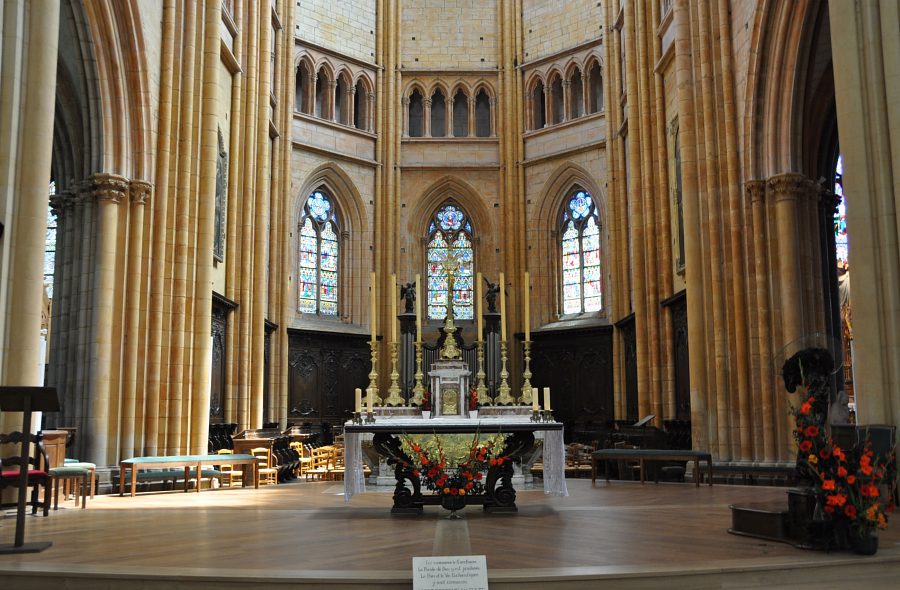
[475,472,483,481]
[824,505,835,514]
[422,458,430,465]
[819,448,832,460]
[465,482,473,490]
[861,463,874,476]
[861,484,880,498]
[833,446,845,461]
[804,425,820,437]
[847,475,856,485]
[800,402,812,415]
[413,469,420,477]
[825,493,847,507]
[489,458,497,466]
[837,466,848,478]
[799,440,812,452]
[844,505,858,519]
[822,479,836,491]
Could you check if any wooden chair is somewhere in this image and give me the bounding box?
[251,447,278,485]
[1,432,51,516]
[290,442,312,477]
[305,446,333,481]
[329,444,345,481]
[47,466,88,509]
[217,449,243,488]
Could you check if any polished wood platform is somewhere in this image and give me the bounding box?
[1,479,899,588]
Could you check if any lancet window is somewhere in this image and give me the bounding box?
[298,190,339,316]
[560,189,602,314]
[426,203,474,320]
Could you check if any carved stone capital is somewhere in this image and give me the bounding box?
[767,173,813,204]
[367,91,376,101]
[327,80,337,90]
[423,98,432,108]
[49,190,76,216]
[130,180,152,205]
[745,179,766,204]
[402,96,410,106]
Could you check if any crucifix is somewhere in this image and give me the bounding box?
[438,249,463,359]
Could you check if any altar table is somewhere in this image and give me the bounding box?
[343,416,567,514]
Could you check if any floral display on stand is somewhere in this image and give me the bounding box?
[468,386,480,416]
[420,390,432,417]
[400,433,507,514]
[785,348,896,554]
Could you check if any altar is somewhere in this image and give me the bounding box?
[344,415,567,514]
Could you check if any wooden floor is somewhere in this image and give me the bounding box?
[2,478,899,589]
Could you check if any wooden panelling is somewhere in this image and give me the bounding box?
[287,329,371,430]
[531,325,614,437]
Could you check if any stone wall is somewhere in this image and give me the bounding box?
[523,0,603,61]
[401,0,499,69]
[295,0,376,63]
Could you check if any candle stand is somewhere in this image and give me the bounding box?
[384,341,405,406]
[409,341,425,406]
[519,340,533,405]
[366,339,379,407]
[495,340,515,405]
[476,340,490,405]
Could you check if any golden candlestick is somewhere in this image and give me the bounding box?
[496,340,515,405]
[366,339,380,407]
[476,340,489,405]
[519,340,533,404]
[411,340,425,406]
[384,341,405,406]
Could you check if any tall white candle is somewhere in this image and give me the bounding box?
[355,388,362,413]
[499,272,506,341]
[370,271,377,342]
[543,387,552,412]
[415,273,422,344]
[524,271,530,341]
[476,272,483,341]
[367,387,374,413]
[532,387,539,411]
[391,273,397,343]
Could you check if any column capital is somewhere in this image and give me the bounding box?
[767,173,814,204]
[423,98,432,108]
[745,179,766,204]
[347,85,357,96]
[402,96,410,106]
[327,80,338,90]
[49,191,75,216]
[367,91,376,101]
[130,179,153,205]
[91,173,129,204]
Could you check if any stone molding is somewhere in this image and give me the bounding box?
[767,173,813,204]
[130,180,153,205]
[744,179,766,204]
[91,173,129,204]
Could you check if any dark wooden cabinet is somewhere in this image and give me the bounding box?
[287,329,371,432]
[531,324,614,439]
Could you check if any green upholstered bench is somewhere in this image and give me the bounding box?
[118,454,258,497]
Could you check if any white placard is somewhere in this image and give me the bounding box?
[412,555,488,590]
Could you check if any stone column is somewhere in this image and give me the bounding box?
[561,79,571,122]
[401,96,409,136]
[86,173,127,465]
[489,96,497,137]
[121,180,151,458]
[468,96,476,136]
[423,97,432,137]
[747,180,775,462]
[327,80,338,121]
[347,85,356,127]
[525,95,534,131]
[47,192,73,427]
[367,91,376,132]
[769,173,811,351]
[542,86,551,127]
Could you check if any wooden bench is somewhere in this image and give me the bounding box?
[118,454,258,497]
[113,468,224,492]
[591,448,713,487]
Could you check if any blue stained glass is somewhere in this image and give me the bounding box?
[583,250,600,266]
[568,190,592,219]
[320,284,337,302]
[455,276,473,290]
[564,268,580,285]
[465,221,472,233]
[300,283,316,299]
[584,281,601,298]
[428,248,448,262]
[428,275,447,291]
[583,265,601,281]
[320,301,338,315]
[299,267,317,283]
[300,251,318,268]
[429,305,447,320]
[307,191,332,222]
[299,298,317,313]
[436,204,465,231]
[321,270,337,286]
[428,221,436,234]
[834,156,848,265]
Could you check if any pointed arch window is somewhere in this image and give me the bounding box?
[298,190,339,316]
[427,203,474,320]
[561,189,602,314]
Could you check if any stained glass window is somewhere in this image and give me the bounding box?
[298,190,339,316]
[834,155,848,265]
[560,189,602,314]
[427,203,474,320]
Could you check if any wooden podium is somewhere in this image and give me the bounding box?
[0,386,59,554]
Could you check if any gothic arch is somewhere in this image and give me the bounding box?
[534,162,607,234]
[295,163,368,235]
[409,176,493,272]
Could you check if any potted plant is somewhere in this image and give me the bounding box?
[468,386,480,419]
[420,390,432,419]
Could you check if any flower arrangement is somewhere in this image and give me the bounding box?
[468,386,480,412]
[420,390,432,412]
[401,433,507,499]
[792,392,895,541]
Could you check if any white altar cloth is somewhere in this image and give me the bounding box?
[343,416,568,501]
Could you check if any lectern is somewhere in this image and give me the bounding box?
[0,386,59,554]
